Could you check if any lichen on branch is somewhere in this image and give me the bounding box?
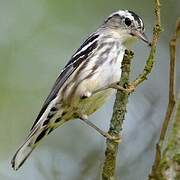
[102,50,134,180]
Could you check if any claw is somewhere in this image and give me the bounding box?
[109,83,129,93]
[103,132,121,143]
[126,84,135,93]
[109,82,135,94]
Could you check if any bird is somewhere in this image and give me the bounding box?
[11,10,149,170]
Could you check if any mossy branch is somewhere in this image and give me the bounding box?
[101,50,134,180]
[157,98,180,180]
[101,0,161,179]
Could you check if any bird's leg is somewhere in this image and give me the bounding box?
[92,82,134,96]
[80,83,134,100]
[79,115,120,142]
[108,82,135,93]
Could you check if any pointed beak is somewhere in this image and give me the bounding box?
[131,30,150,45]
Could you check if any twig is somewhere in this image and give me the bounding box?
[160,18,180,146]
[129,0,161,90]
[149,18,180,180]
[101,0,161,179]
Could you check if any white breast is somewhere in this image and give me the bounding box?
[73,43,125,117]
[93,45,125,89]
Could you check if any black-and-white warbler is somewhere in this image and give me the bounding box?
[11,10,149,170]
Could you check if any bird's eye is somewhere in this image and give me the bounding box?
[124,18,132,26]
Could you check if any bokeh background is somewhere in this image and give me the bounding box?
[0,0,179,180]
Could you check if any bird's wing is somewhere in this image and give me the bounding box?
[31,33,99,130]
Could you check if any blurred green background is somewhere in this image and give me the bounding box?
[0,0,179,179]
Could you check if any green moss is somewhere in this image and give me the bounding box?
[173,153,180,164]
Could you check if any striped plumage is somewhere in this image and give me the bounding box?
[11,10,149,170]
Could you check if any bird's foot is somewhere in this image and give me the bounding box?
[109,82,135,93]
[102,132,121,143]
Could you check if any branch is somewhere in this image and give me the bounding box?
[149,18,180,180]
[101,50,133,180]
[160,97,180,179]
[101,1,161,179]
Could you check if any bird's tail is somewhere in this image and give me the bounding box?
[11,119,65,170]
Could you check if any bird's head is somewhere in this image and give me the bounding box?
[103,10,150,46]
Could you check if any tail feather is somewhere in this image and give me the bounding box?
[11,122,62,170]
[11,112,67,170]
[11,95,69,170]
[11,137,34,170]
[11,126,50,170]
